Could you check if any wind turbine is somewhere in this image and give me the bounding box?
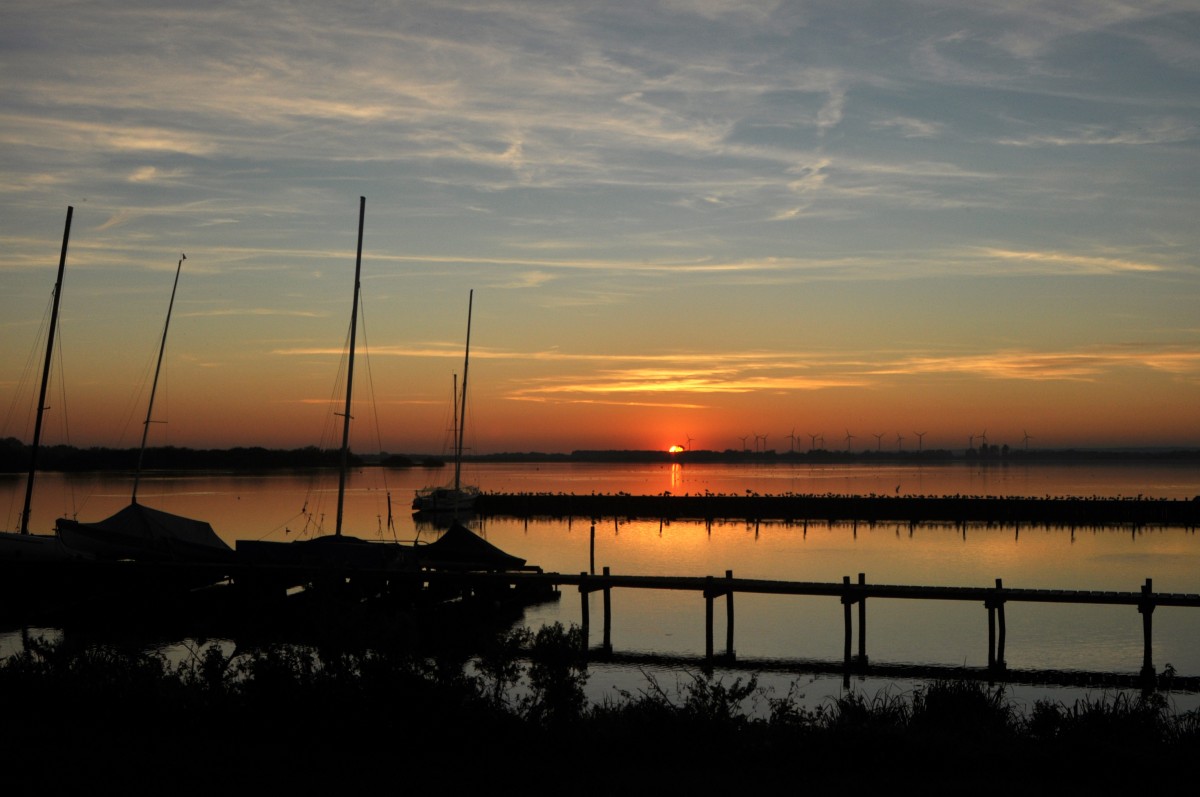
[844,430,855,451]
[686,433,694,451]
[896,433,905,451]
[761,433,769,452]
[872,432,884,451]
[739,435,749,452]
[914,431,927,452]
[808,432,819,450]
[785,428,796,453]
[1023,430,1033,451]
[752,432,760,452]
[979,429,988,448]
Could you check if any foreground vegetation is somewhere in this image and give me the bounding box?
[3,625,1198,792]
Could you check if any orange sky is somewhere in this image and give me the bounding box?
[2,3,1198,454]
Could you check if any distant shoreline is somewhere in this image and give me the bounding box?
[3,437,1199,473]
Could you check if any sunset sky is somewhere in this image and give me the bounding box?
[2,1,1198,454]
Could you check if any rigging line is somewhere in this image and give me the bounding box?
[52,321,79,520]
[1,295,54,438]
[356,295,395,539]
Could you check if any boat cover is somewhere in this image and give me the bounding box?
[417,522,526,570]
[57,502,232,562]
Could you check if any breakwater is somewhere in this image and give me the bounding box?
[474,493,1200,527]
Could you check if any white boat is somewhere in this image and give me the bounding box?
[0,206,88,562]
[413,290,480,516]
[55,254,234,564]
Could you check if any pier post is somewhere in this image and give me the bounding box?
[857,572,868,665]
[579,572,590,651]
[705,575,715,661]
[996,578,1007,670]
[726,570,735,660]
[842,576,852,668]
[987,603,996,670]
[602,566,612,653]
[1139,577,1155,680]
[589,525,595,575]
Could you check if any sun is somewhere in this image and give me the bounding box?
[668,444,685,453]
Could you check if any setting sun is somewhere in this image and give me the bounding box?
[668,445,685,453]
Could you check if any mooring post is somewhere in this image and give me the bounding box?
[725,569,735,660]
[602,566,612,653]
[579,572,590,651]
[996,578,1007,670]
[842,575,852,668]
[589,524,595,575]
[705,575,715,661]
[987,602,996,670]
[1139,577,1155,680]
[857,572,868,665]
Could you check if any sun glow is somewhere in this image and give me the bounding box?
[668,445,685,453]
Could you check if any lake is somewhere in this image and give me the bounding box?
[4,460,1199,711]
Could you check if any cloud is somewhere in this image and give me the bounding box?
[976,248,1166,274]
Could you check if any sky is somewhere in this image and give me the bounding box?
[1,0,1198,455]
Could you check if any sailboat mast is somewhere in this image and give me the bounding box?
[20,206,73,535]
[132,253,185,504]
[454,289,473,494]
[335,196,366,537]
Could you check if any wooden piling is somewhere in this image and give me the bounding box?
[1140,577,1155,679]
[996,578,1006,670]
[589,524,595,576]
[726,569,735,660]
[602,566,612,653]
[705,575,715,661]
[857,572,868,665]
[579,571,590,651]
[842,575,852,667]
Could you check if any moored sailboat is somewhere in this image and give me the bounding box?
[55,254,233,563]
[412,289,480,516]
[0,206,87,562]
[235,197,408,569]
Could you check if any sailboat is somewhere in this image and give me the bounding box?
[412,289,481,515]
[0,206,86,562]
[235,197,407,569]
[55,254,233,563]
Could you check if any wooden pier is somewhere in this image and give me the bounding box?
[5,555,1200,689]
[544,569,1200,682]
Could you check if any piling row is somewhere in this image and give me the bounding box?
[476,492,1200,527]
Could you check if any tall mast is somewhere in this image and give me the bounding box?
[454,289,473,494]
[132,253,185,504]
[335,196,366,537]
[20,206,73,535]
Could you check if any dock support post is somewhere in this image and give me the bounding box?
[857,572,868,666]
[842,576,852,668]
[579,572,590,651]
[996,578,1006,670]
[602,566,612,653]
[725,570,735,660]
[1139,577,1155,681]
[705,575,715,661]
[589,525,595,575]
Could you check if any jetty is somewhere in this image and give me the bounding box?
[476,492,1200,528]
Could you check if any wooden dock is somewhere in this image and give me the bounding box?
[457,568,1200,686]
[5,555,1200,690]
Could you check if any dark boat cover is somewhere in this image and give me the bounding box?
[416,522,526,570]
[57,503,233,562]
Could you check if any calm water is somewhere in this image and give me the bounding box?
[4,460,1199,711]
